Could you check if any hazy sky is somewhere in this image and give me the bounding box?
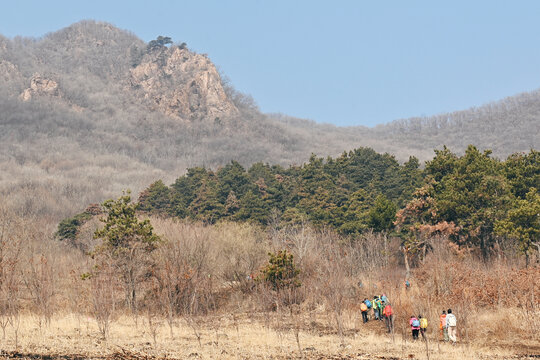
[2,1,540,127]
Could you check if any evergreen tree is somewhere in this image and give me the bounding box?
[504,150,540,199]
[187,178,225,223]
[259,250,300,291]
[217,161,252,203]
[406,146,511,259]
[495,188,540,266]
[234,190,270,224]
[170,167,211,217]
[368,195,397,232]
[93,192,160,311]
[138,180,171,214]
[339,189,373,234]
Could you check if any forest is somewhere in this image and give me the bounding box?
[59,145,540,264]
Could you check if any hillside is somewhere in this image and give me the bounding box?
[0,20,539,220]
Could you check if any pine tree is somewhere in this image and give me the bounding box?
[93,191,160,312]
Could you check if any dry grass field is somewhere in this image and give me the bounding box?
[0,310,537,360]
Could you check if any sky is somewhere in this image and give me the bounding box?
[2,1,540,127]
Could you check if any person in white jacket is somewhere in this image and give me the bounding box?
[445,308,457,343]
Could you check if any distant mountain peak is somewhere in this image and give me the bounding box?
[44,20,139,45]
[0,20,238,123]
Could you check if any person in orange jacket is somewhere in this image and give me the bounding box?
[382,303,394,333]
[360,298,369,323]
[439,310,448,341]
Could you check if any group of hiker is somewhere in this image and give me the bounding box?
[360,295,394,333]
[360,296,458,344]
[439,309,457,343]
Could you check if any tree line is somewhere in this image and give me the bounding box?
[59,145,540,263]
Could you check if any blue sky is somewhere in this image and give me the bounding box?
[2,1,540,127]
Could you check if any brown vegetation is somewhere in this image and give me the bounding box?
[0,205,537,359]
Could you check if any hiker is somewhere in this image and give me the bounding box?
[404,280,411,290]
[382,303,394,333]
[381,294,388,303]
[419,314,428,340]
[377,296,385,321]
[446,309,457,344]
[410,315,420,340]
[364,298,372,312]
[439,310,448,342]
[360,298,369,323]
[373,296,380,320]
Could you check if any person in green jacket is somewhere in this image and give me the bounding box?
[376,297,384,321]
[372,296,381,320]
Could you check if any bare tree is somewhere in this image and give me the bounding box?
[88,257,118,340]
[152,239,192,338]
[144,290,163,348]
[317,244,351,344]
[0,207,23,341]
[24,252,55,329]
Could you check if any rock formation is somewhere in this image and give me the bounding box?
[129,46,238,121]
[20,74,60,101]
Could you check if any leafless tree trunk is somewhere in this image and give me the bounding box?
[403,247,411,279]
[24,252,55,328]
[318,243,350,344]
[145,305,162,348]
[90,259,118,340]
[0,207,23,342]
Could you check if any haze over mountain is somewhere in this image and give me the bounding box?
[1,21,539,220]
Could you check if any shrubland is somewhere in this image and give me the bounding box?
[0,205,538,358]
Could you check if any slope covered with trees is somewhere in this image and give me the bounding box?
[1,20,540,223]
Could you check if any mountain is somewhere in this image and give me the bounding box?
[0,20,538,220]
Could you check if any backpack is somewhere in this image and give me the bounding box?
[420,318,428,329]
[384,305,393,316]
[364,299,372,309]
[360,303,368,311]
[412,319,420,328]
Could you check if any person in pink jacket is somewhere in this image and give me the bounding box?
[410,315,420,340]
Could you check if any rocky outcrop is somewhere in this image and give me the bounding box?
[129,47,238,120]
[20,74,60,101]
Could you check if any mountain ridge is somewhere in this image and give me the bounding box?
[0,20,538,220]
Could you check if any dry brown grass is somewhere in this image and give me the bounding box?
[0,311,536,360]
